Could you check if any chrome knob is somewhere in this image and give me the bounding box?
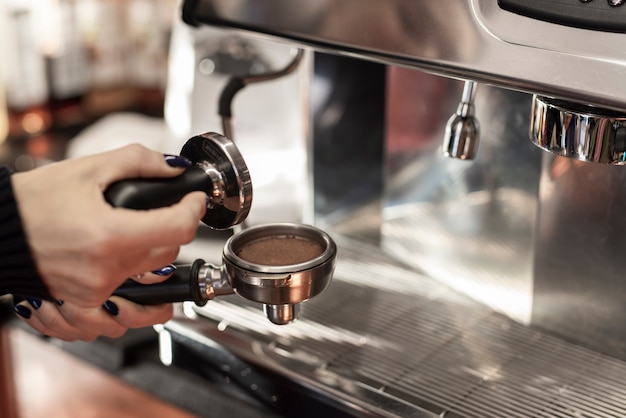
[530,95,626,165]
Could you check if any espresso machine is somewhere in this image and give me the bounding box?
[153,1,626,417]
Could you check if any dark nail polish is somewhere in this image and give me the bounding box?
[152,264,176,276]
[27,298,42,309]
[56,299,64,306]
[14,304,32,319]
[164,154,192,168]
[102,300,119,316]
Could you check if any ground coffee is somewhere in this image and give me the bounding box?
[237,236,324,266]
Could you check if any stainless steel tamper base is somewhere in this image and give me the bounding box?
[180,132,253,228]
[530,96,626,165]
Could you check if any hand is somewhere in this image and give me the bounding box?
[13,295,172,343]
[11,144,207,308]
[13,271,176,341]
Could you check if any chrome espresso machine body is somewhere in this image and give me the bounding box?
[160,2,626,417]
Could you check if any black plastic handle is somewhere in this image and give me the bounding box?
[104,166,211,210]
[112,259,208,306]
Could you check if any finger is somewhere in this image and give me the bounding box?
[90,144,191,186]
[108,191,206,248]
[106,297,173,329]
[13,300,99,342]
[117,246,181,281]
[59,301,127,339]
[50,247,180,310]
[131,265,177,285]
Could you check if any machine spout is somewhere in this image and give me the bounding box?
[443,80,480,160]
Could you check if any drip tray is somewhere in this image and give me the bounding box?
[164,237,626,418]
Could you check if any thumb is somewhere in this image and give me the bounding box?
[93,144,192,186]
[130,265,178,285]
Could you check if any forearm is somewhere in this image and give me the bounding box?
[0,167,51,299]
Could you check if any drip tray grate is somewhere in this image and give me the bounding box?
[187,239,626,418]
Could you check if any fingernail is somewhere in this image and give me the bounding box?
[102,300,119,316]
[152,264,176,276]
[27,298,42,310]
[164,154,192,168]
[56,299,64,306]
[14,305,32,319]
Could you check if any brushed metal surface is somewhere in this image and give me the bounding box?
[183,0,626,111]
[532,154,626,359]
[165,235,626,418]
[382,78,541,324]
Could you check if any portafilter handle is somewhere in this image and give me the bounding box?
[104,166,211,211]
[112,260,215,306]
[104,132,252,230]
[112,223,337,325]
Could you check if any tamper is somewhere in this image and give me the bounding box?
[113,223,337,325]
[104,132,252,230]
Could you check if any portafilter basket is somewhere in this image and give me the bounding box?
[224,223,336,324]
[114,223,337,325]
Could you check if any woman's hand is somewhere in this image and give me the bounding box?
[11,144,207,308]
[13,294,173,342]
[13,271,177,341]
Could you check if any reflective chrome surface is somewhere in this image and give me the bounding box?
[183,0,626,111]
[183,223,336,324]
[180,132,253,228]
[533,154,626,357]
[223,223,337,324]
[197,262,233,300]
[443,80,480,160]
[530,96,626,164]
[263,303,300,326]
[383,74,540,324]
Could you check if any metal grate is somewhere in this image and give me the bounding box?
[191,238,626,418]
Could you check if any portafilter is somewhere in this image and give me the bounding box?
[113,223,336,325]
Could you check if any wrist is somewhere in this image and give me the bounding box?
[0,167,53,299]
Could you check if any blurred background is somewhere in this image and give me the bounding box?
[0,2,310,417]
[0,0,308,227]
[0,0,177,170]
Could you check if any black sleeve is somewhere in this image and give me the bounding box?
[0,167,52,299]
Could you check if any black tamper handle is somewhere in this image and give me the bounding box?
[104,166,211,210]
[113,259,208,306]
